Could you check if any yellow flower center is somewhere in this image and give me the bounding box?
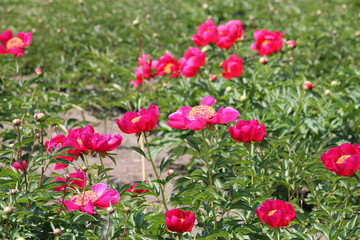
[227,68,231,73]
[75,190,98,206]
[131,116,141,123]
[268,210,277,216]
[188,105,216,120]
[262,40,269,45]
[180,218,185,223]
[336,154,351,164]
[77,139,82,145]
[6,37,23,49]
[164,63,174,73]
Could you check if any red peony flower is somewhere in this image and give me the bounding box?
[59,183,120,215]
[251,29,284,56]
[53,169,86,191]
[255,199,295,228]
[12,161,27,172]
[155,52,179,78]
[321,143,360,176]
[216,20,244,49]
[83,133,122,153]
[165,209,196,234]
[303,81,314,91]
[116,104,159,134]
[167,96,239,131]
[67,124,95,152]
[126,181,149,196]
[131,54,158,88]
[0,30,31,58]
[229,119,266,143]
[191,19,219,47]
[221,54,243,79]
[178,47,206,78]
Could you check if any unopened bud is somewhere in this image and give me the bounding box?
[107,206,115,214]
[152,33,158,38]
[269,6,275,12]
[56,28,61,33]
[259,57,267,64]
[124,207,130,212]
[10,189,18,195]
[53,228,62,236]
[35,68,43,75]
[331,80,339,86]
[65,174,71,180]
[202,3,208,9]
[249,15,255,21]
[332,30,337,35]
[356,31,360,37]
[225,86,232,93]
[9,143,15,149]
[50,122,57,126]
[82,166,88,172]
[240,95,247,102]
[303,81,314,91]
[34,112,45,121]
[342,4,347,9]
[16,237,25,240]
[289,56,293,62]
[132,19,139,25]
[209,75,217,82]
[146,14,151,19]
[35,133,40,139]
[168,169,174,175]
[317,10,322,15]
[12,119,21,126]
[324,89,331,95]
[287,40,296,48]
[4,206,13,215]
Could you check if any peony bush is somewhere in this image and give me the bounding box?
[1,0,360,239]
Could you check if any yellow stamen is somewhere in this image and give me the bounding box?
[180,218,185,222]
[164,63,174,73]
[77,139,82,145]
[336,155,351,164]
[75,190,98,205]
[6,37,23,49]
[188,105,216,120]
[227,68,231,73]
[262,40,269,45]
[268,210,277,216]
[131,116,141,123]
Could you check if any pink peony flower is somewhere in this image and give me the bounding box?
[191,19,219,47]
[59,183,120,215]
[12,161,27,172]
[251,29,284,56]
[255,199,295,228]
[167,96,239,131]
[116,104,159,134]
[221,54,243,79]
[0,30,31,57]
[130,54,158,88]
[126,181,149,196]
[216,20,244,49]
[165,209,196,234]
[178,47,206,78]
[53,169,86,191]
[155,52,179,78]
[67,124,95,152]
[229,119,266,143]
[83,133,122,153]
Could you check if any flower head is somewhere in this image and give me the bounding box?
[0,30,31,57]
[178,47,206,78]
[116,104,159,134]
[83,133,122,153]
[251,29,284,56]
[131,54,158,88]
[221,54,243,79]
[321,143,360,176]
[216,20,244,49]
[53,169,86,191]
[168,96,239,131]
[67,124,95,152]
[255,199,295,228]
[192,19,219,47]
[60,183,120,215]
[155,52,179,78]
[165,209,195,234]
[12,161,27,172]
[229,119,266,143]
[303,81,314,91]
[126,181,149,196]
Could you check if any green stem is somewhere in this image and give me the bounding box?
[248,142,254,185]
[201,129,217,229]
[16,126,28,191]
[334,180,351,239]
[143,134,168,211]
[99,153,114,188]
[275,228,280,240]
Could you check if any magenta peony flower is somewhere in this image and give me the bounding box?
[0,30,31,57]
[67,124,95,152]
[59,183,120,215]
[131,54,158,88]
[229,119,266,143]
[116,104,159,134]
[192,19,219,47]
[221,54,243,79]
[255,199,295,228]
[53,169,86,191]
[167,96,239,131]
[83,133,122,153]
[251,29,284,56]
[12,161,27,172]
[178,47,206,78]
[126,181,149,196]
[216,20,244,49]
[165,209,196,234]
[155,52,179,78]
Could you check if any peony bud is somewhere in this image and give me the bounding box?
[12,119,21,126]
[10,189,18,195]
[209,75,217,82]
[332,30,337,35]
[124,207,130,212]
[132,19,139,25]
[225,86,232,93]
[249,15,255,21]
[16,238,25,240]
[152,33,158,38]
[303,81,314,91]
[356,31,360,37]
[107,206,115,214]
[34,112,45,121]
[168,169,174,175]
[240,95,247,102]
[35,133,40,139]
[4,206,13,215]
[259,57,267,64]
[289,56,293,62]
[317,10,322,15]
[342,4,347,9]
[331,80,339,86]
[53,228,62,236]
[146,14,151,19]
[65,174,71,180]
[202,3,208,9]
[9,143,15,149]
[81,166,88,172]
[324,89,331,95]
[35,68,42,75]
[287,40,296,48]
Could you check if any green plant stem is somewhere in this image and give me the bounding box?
[99,153,114,188]
[121,213,128,240]
[248,142,254,185]
[275,228,280,240]
[16,126,28,191]
[143,134,168,211]
[201,129,217,230]
[334,180,351,239]
[55,180,68,224]
[178,234,184,240]
[104,214,111,240]
[39,126,46,186]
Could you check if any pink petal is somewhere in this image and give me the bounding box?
[95,190,120,209]
[92,183,108,196]
[200,96,216,106]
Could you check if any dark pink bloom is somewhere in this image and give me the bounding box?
[130,54,158,88]
[67,124,95,152]
[12,161,27,172]
[167,96,239,131]
[191,19,219,47]
[229,119,266,143]
[155,52,179,78]
[116,104,159,134]
[53,169,86,191]
[287,40,296,48]
[221,54,243,79]
[251,29,284,56]
[216,20,244,49]
[255,199,295,228]
[321,143,360,176]
[59,183,120,215]
[165,209,195,234]
[126,181,149,196]
[83,133,122,153]
[303,81,314,91]
[0,30,31,57]
[178,47,206,78]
